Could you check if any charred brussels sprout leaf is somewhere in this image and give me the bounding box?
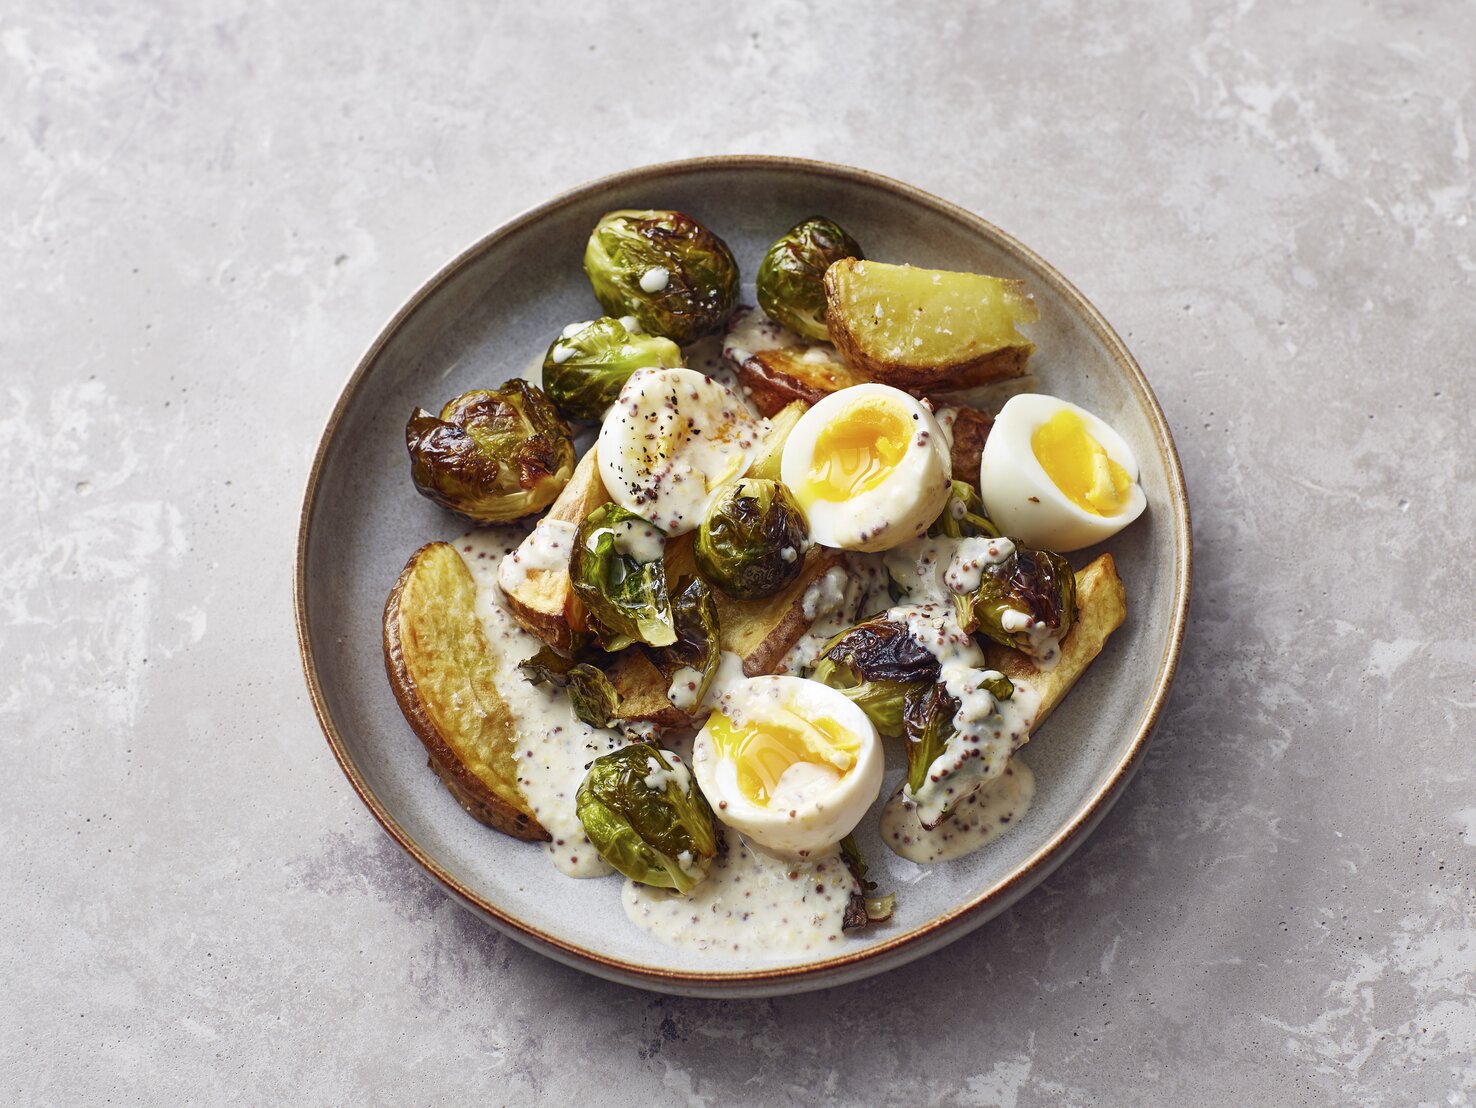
[839,834,894,926]
[955,545,1077,658]
[814,616,940,685]
[903,682,960,798]
[519,646,622,728]
[694,478,810,600]
[570,504,676,651]
[755,216,863,341]
[405,380,575,522]
[808,617,939,738]
[542,317,683,421]
[583,210,739,343]
[929,480,1000,540]
[650,575,722,713]
[576,744,717,893]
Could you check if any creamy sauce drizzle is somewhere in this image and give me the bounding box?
[881,760,1035,863]
[720,305,801,366]
[621,833,860,956]
[497,518,578,594]
[776,555,890,676]
[460,529,617,878]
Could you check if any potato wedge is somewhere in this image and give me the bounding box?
[946,406,994,489]
[499,445,610,650]
[747,399,809,482]
[985,552,1127,725]
[737,344,865,418]
[384,542,547,841]
[606,542,847,724]
[824,258,1036,392]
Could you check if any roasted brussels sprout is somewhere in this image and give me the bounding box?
[901,673,1014,809]
[583,210,739,343]
[808,616,940,738]
[694,478,810,600]
[651,575,722,713]
[406,380,575,523]
[576,743,717,893]
[542,317,682,421]
[570,504,676,651]
[929,480,1000,540]
[519,645,623,728]
[954,543,1077,658]
[755,216,863,341]
[902,681,958,798]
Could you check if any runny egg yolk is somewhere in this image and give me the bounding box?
[1031,409,1133,516]
[799,397,912,503]
[706,707,858,806]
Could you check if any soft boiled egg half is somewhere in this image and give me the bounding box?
[598,367,761,536]
[692,676,883,855]
[980,394,1146,551]
[780,383,951,552]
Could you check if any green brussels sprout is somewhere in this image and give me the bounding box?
[519,645,623,728]
[649,575,722,714]
[954,544,1077,658]
[755,216,864,341]
[405,380,575,523]
[929,480,1000,540]
[570,504,676,652]
[583,209,740,343]
[576,743,717,893]
[542,317,683,421]
[694,478,809,600]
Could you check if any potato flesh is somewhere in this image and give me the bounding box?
[827,259,1037,369]
[392,542,535,825]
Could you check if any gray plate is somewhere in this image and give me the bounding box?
[295,156,1191,997]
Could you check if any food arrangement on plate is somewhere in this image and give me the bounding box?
[382,208,1144,957]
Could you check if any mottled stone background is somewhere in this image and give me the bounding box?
[3,1,1472,1104]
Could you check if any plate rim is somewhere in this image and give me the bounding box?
[294,154,1193,993]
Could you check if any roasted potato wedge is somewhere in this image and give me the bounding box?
[747,399,808,482]
[946,407,994,490]
[499,446,610,650]
[823,258,1036,392]
[384,541,547,841]
[737,343,864,418]
[985,552,1127,724]
[607,541,847,724]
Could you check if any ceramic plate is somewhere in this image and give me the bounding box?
[295,156,1191,997]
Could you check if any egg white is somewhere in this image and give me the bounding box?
[692,676,883,855]
[779,383,951,553]
[597,367,760,536]
[979,394,1146,551]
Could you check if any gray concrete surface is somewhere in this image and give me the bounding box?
[3,2,1473,1104]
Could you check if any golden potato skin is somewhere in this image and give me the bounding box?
[947,407,994,490]
[384,541,548,842]
[823,258,1035,393]
[736,345,864,417]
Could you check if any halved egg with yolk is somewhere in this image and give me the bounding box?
[692,676,883,854]
[979,394,1146,551]
[780,383,951,552]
